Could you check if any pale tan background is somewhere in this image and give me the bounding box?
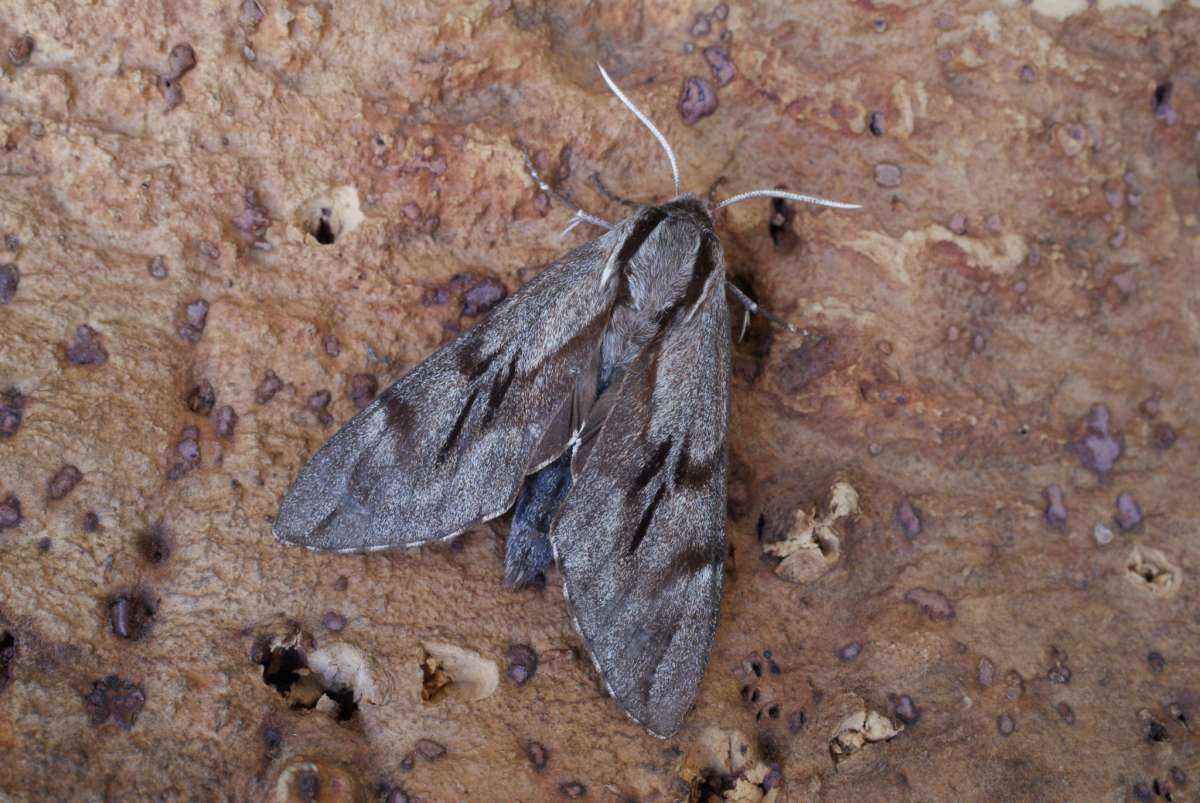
[1,1,1198,800]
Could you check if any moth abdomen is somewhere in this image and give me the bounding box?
[506,453,573,587]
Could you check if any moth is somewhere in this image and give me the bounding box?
[274,65,858,737]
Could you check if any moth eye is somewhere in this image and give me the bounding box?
[768,704,781,719]
[750,659,763,677]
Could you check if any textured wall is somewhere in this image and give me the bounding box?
[1,1,1197,801]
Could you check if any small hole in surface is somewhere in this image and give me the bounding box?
[0,630,15,693]
[1153,81,1173,112]
[768,191,793,249]
[325,685,359,722]
[257,643,356,721]
[261,645,308,698]
[312,209,336,245]
[1148,720,1169,742]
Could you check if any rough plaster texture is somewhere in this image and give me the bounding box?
[1,1,1198,801]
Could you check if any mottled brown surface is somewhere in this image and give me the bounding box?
[1,1,1198,801]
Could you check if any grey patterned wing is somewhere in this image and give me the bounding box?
[274,234,618,552]
[549,267,731,737]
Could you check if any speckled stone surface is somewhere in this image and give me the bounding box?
[1,1,1197,800]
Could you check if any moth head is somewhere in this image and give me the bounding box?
[597,64,861,217]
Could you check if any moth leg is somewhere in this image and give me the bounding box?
[558,211,610,239]
[589,172,640,209]
[725,280,823,339]
[517,141,613,231]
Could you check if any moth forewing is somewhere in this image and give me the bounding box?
[272,232,619,552]
[548,227,731,738]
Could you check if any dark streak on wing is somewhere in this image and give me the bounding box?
[632,439,672,495]
[437,387,479,463]
[482,351,520,427]
[673,434,715,490]
[460,340,498,381]
[636,609,683,701]
[628,482,666,555]
[616,209,667,266]
[676,541,724,575]
[382,397,415,436]
[659,235,719,325]
[613,209,668,306]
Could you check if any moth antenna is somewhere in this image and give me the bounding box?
[716,189,861,211]
[518,139,614,231]
[597,63,681,197]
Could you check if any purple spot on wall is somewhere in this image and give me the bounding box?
[185,380,216,415]
[895,499,922,540]
[233,190,270,237]
[1041,484,1067,532]
[679,77,718,125]
[0,495,21,530]
[215,405,238,439]
[702,46,735,86]
[255,370,284,404]
[527,740,549,770]
[308,390,333,426]
[66,325,108,366]
[904,588,955,620]
[894,694,920,725]
[1114,491,1142,532]
[462,278,506,317]
[85,675,146,729]
[109,590,157,640]
[868,111,885,136]
[413,739,446,761]
[0,263,19,304]
[506,644,539,686]
[1067,404,1124,482]
[874,164,901,187]
[1151,422,1176,450]
[47,465,83,500]
[0,388,25,437]
[349,373,379,411]
[180,299,210,342]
